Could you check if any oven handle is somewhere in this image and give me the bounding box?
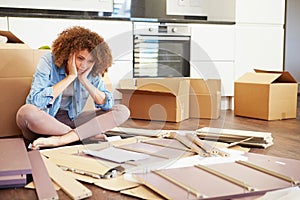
[135,35,190,41]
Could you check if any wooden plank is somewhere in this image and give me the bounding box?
[48,154,121,178]
[0,138,32,176]
[28,150,58,200]
[168,132,209,157]
[120,185,165,200]
[186,133,219,155]
[42,156,92,200]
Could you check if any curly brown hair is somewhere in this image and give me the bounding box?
[52,26,112,77]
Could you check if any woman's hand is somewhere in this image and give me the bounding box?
[78,64,93,84]
[67,53,78,78]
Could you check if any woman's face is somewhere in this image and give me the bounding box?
[74,49,95,75]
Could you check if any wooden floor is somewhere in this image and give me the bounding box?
[1,97,299,200]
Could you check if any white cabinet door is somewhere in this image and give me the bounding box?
[107,60,133,100]
[0,17,8,31]
[190,61,234,96]
[235,0,285,24]
[190,24,235,96]
[190,24,235,61]
[235,24,284,79]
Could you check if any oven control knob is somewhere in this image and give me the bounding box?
[148,27,154,32]
[171,27,177,33]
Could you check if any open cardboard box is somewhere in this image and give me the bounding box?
[118,78,190,122]
[234,69,298,120]
[117,77,222,122]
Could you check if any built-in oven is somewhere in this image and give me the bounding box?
[133,22,191,77]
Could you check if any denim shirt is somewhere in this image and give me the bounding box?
[26,52,113,120]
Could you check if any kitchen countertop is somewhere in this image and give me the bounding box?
[0,7,235,25]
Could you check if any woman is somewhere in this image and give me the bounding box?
[16,26,130,150]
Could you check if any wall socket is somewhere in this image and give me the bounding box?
[178,0,189,7]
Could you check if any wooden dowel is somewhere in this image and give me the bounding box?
[152,170,204,198]
[195,164,256,192]
[141,140,193,152]
[236,160,300,186]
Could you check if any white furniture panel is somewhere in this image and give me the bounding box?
[190,61,234,96]
[190,24,235,61]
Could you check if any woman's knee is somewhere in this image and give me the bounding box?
[16,104,40,122]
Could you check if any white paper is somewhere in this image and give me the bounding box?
[256,187,300,200]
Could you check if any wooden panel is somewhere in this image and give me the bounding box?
[28,150,58,200]
[42,156,92,200]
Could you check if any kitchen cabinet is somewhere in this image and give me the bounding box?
[7,17,133,100]
[190,24,235,98]
[0,17,8,31]
[234,0,285,79]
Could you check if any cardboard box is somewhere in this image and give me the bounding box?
[234,69,298,120]
[189,79,221,119]
[118,78,190,122]
[0,31,51,137]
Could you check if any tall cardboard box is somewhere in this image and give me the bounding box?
[189,79,221,119]
[234,69,298,120]
[118,78,189,122]
[0,31,49,137]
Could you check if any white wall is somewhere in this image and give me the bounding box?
[285,0,300,92]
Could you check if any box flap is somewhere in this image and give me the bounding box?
[254,69,297,83]
[189,78,221,95]
[0,31,24,43]
[118,78,189,96]
[235,72,281,84]
[136,78,185,95]
[119,79,136,89]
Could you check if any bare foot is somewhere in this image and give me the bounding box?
[32,136,62,150]
[31,130,80,149]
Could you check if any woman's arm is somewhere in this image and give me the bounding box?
[78,75,106,105]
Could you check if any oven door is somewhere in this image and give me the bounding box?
[133,35,190,77]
